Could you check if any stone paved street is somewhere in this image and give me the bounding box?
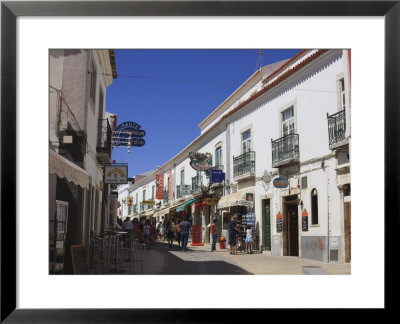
[100,240,351,275]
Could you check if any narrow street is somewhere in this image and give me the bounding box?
[92,240,351,275]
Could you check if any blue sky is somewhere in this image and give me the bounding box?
[106,49,301,177]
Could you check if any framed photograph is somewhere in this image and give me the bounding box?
[1,0,398,322]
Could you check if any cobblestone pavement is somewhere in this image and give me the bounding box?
[105,240,351,275]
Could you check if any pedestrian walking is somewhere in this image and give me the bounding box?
[176,221,181,247]
[179,216,192,252]
[245,225,253,254]
[121,217,134,230]
[207,217,218,252]
[143,220,151,248]
[228,215,240,255]
[167,219,176,248]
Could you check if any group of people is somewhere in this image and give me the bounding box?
[228,215,253,255]
[155,216,192,252]
[117,214,254,254]
[117,217,155,247]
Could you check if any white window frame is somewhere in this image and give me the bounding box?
[241,127,252,154]
[180,168,185,185]
[336,73,347,112]
[215,145,222,166]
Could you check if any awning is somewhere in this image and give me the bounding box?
[217,189,254,209]
[153,202,181,218]
[175,198,197,213]
[49,149,90,190]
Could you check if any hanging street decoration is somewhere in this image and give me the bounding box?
[112,121,146,153]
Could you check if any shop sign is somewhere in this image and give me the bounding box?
[190,225,204,246]
[210,169,225,183]
[276,212,283,232]
[302,210,309,231]
[204,197,219,205]
[112,121,146,147]
[189,152,212,171]
[246,193,254,201]
[155,174,164,200]
[143,200,155,205]
[181,184,191,196]
[127,197,133,206]
[104,165,128,184]
[273,177,289,188]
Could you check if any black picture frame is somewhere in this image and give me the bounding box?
[1,0,398,322]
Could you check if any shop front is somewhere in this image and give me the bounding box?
[49,149,90,274]
[217,189,257,249]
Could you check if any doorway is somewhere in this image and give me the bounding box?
[344,201,351,263]
[263,199,271,251]
[283,196,299,256]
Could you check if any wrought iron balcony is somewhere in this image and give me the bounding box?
[176,185,182,199]
[163,191,169,204]
[327,110,347,148]
[271,134,299,168]
[233,151,255,179]
[96,118,112,162]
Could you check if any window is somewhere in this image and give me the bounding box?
[242,129,251,153]
[89,61,97,108]
[180,169,185,185]
[151,186,155,200]
[338,78,346,111]
[282,106,295,136]
[311,189,319,225]
[215,146,222,166]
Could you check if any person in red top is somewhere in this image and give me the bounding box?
[207,217,219,252]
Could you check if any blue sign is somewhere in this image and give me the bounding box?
[112,121,146,147]
[210,169,225,183]
[273,177,289,188]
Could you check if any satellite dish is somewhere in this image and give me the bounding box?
[262,171,271,183]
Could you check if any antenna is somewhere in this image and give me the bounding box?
[253,49,272,71]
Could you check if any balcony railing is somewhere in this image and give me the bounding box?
[163,191,169,204]
[96,118,112,161]
[176,185,181,199]
[233,151,255,178]
[271,134,299,168]
[327,110,346,148]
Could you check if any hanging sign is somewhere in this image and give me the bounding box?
[189,152,212,171]
[112,121,146,147]
[104,165,128,184]
[276,212,283,232]
[127,197,133,206]
[210,169,225,183]
[302,210,309,231]
[155,174,164,200]
[273,177,289,188]
[203,197,219,205]
[246,193,254,201]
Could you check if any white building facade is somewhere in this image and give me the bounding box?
[49,49,117,273]
[117,49,351,263]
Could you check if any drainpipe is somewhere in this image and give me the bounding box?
[325,162,330,263]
